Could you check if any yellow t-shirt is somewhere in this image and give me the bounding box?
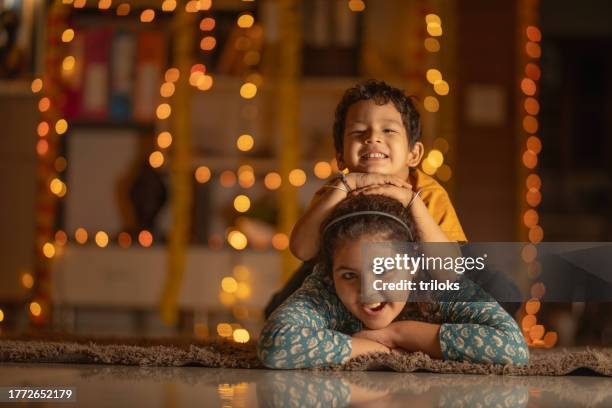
[410,168,467,242]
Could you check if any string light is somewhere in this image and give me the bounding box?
[195,166,211,183]
[61,29,75,43]
[140,9,155,23]
[264,172,282,190]
[116,3,130,16]
[75,228,88,244]
[138,230,153,247]
[239,82,257,99]
[348,0,365,12]
[236,134,254,151]
[157,131,173,148]
[95,231,109,248]
[237,14,254,28]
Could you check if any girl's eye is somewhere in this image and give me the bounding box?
[341,272,356,280]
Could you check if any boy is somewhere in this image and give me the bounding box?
[264,79,466,317]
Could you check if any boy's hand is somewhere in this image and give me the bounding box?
[346,173,411,191]
[353,326,397,349]
[350,183,414,207]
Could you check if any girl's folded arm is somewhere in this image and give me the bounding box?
[438,300,530,365]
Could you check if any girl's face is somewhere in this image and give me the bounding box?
[332,236,407,330]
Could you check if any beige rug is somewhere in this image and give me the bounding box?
[0,337,610,376]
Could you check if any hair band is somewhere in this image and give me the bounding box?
[322,210,414,242]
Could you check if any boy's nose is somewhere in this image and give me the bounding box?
[364,130,383,144]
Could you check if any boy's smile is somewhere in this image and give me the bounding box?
[339,100,423,179]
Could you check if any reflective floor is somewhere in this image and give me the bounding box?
[0,363,610,407]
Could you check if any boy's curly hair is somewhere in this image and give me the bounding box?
[332,79,422,154]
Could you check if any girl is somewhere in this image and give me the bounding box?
[257,195,528,368]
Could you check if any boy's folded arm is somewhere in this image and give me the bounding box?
[290,181,349,261]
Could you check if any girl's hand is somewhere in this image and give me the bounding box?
[350,184,414,207]
[345,173,411,191]
[353,326,397,349]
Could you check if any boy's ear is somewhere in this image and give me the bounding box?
[407,142,425,167]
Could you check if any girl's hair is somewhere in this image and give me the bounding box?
[318,194,418,274]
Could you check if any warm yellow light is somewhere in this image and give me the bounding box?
[348,0,365,12]
[29,302,42,317]
[239,82,257,99]
[426,69,442,84]
[140,9,155,23]
[264,172,281,190]
[75,228,88,244]
[55,157,67,172]
[421,158,437,176]
[221,276,238,293]
[526,136,542,154]
[98,0,111,9]
[523,116,538,134]
[156,103,171,120]
[165,68,180,83]
[217,323,233,337]
[189,71,203,86]
[42,242,55,258]
[433,138,449,154]
[526,26,542,43]
[313,161,332,179]
[436,164,452,182]
[200,17,215,31]
[118,232,132,248]
[244,51,260,66]
[197,74,214,91]
[38,97,51,112]
[427,23,443,37]
[185,0,198,12]
[0,309,4,322]
[526,188,542,207]
[161,0,176,12]
[62,56,76,71]
[31,78,43,93]
[218,291,236,306]
[195,166,211,183]
[62,29,75,43]
[220,170,236,188]
[423,96,439,112]
[526,174,541,190]
[423,38,440,54]
[73,0,86,8]
[521,244,538,263]
[157,131,172,148]
[95,231,109,248]
[160,82,175,98]
[37,121,49,137]
[228,231,248,250]
[525,63,541,81]
[238,170,255,188]
[433,80,450,96]
[237,13,254,28]
[522,150,538,169]
[529,225,544,244]
[288,169,306,187]
[524,97,540,115]
[525,42,541,58]
[236,134,254,151]
[233,265,250,281]
[138,230,153,247]
[36,139,49,156]
[149,151,164,168]
[200,36,216,51]
[55,230,68,245]
[21,272,34,289]
[272,233,289,251]
[233,328,250,343]
[116,3,130,15]
[523,209,539,228]
[235,282,251,299]
[521,78,536,96]
[50,178,65,196]
[427,149,444,168]
[234,195,251,213]
[425,14,441,25]
[55,119,68,135]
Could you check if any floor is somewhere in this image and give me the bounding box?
[0,363,610,407]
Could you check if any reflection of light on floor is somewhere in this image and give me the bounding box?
[217,382,249,408]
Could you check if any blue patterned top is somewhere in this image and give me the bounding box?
[258,266,529,369]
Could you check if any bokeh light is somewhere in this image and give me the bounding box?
[138,230,153,247]
[195,166,211,183]
[288,169,306,186]
[236,134,254,151]
[264,172,282,190]
[233,195,251,213]
[95,231,109,248]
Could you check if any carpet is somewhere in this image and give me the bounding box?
[0,337,610,376]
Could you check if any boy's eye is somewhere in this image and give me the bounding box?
[384,128,398,133]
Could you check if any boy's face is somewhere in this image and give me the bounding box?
[332,235,406,330]
[338,100,423,178]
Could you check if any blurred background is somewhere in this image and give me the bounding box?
[0,0,610,347]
